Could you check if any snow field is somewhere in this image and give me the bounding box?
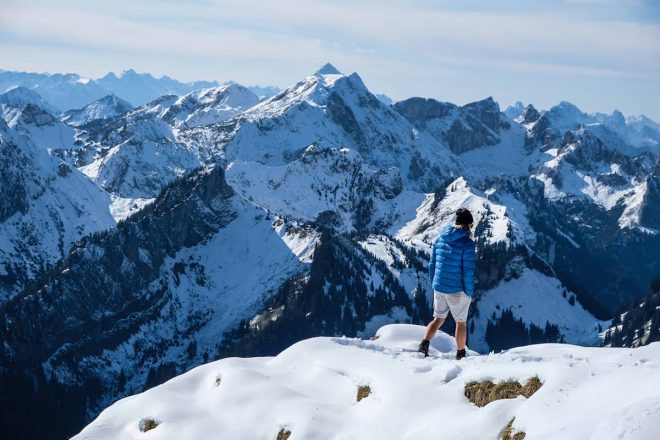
[75,324,660,440]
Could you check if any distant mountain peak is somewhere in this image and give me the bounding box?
[60,93,133,126]
[315,63,342,75]
[0,86,60,114]
[553,100,583,114]
[119,68,139,78]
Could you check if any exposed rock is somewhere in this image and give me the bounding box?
[521,104,540,124]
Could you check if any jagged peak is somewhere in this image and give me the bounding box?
[463,96,500,112]
[315,63,342,76]
[90,93,133,109]
[522,104,541,124]
[119,68,138,78]
[99,71,118,81]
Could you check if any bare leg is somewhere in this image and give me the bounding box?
[423,317,445,341]
[455,321,467,351]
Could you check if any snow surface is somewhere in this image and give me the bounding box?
[109,195,154,222]
[75,324,660,440]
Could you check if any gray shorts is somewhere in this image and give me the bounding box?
[433,291,472,322]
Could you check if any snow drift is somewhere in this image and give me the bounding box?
[75,324,660,440]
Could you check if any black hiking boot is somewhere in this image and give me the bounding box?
[418,339,430,357]
[456,348,467,360]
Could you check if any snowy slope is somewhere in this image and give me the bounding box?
[76,324,660,440]
[79,137,201,198]
[43,196,317,399]
[470,269,606,352]
[61,94,133,126]
[0,119,115,301]
[161,84,259,128]
[226,144,415,231]
[0,165,327,439]
[76,95,201,198]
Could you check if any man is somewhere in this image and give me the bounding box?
[418,208,476,360]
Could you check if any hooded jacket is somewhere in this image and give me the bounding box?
[429,225,476,296]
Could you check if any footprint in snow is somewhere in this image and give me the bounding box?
[442,365,462,383]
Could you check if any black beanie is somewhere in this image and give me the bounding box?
[456,208,474,226]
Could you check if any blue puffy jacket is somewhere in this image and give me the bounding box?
[429,225,476,296]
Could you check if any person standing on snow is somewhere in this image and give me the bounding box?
[418,208,476,360]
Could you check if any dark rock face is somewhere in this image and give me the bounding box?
[524,115,559,150]
[15,103,59,127]
[559,129,635,175]
[461,97,501,133]
[639,159,660,229]
[393,97,456,128]
[0,140,29,222]
[394,96,503,154]
[372,167,403,200]
[521,105,540,124]
[327,91,366,148]
[4,166,234,361]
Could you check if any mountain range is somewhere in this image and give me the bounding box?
[0,63,658,439]
[0,69,280,112]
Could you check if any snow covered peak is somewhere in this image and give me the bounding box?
[315,62,342,75]
[61,94,133,126]
[626,114,660,130]
[0,89,76,150]
[191,65,452,177]
[182,83,256,107]
[162,83,260,128]
[0,86,59,115]
[544,101,588,132]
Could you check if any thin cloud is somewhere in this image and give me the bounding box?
[2,0,659,119]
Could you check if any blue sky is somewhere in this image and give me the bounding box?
[2,0,659,118]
